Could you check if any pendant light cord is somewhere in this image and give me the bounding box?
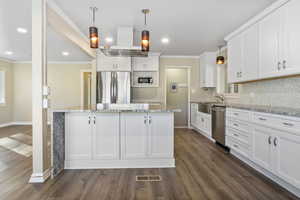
[90,7,98,26]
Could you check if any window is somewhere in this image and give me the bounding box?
[0,71,5,104]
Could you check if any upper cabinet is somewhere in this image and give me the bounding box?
[199,52,216,88]
[132,54,160,72]
[227,24,259,83]
[225,0,300,83]
[97,53,131,72]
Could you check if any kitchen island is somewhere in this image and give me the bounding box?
[51,105,180,177]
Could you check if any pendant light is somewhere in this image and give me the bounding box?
[216,45,225,65]
[89,7,99,49]
[141,9,150,52]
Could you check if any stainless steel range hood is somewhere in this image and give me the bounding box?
[100,27,148,57]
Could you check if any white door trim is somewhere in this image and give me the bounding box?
[80,69,92,107]
[164,66,192,128]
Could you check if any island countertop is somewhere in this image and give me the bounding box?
[51,104,181,113]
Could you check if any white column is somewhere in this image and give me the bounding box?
[29,0,50,183]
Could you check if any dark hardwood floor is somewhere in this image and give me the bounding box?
[0,126,298,200]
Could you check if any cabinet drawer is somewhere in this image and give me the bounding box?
[227,108,250,121]
[227,119,251,134]
[227,136,251,158]
[226,128,251,146]
[253,112,300,134]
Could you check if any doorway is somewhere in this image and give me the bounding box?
[165,67,191,128]
[81,70,92,107]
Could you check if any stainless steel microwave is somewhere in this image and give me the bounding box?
[138,77,153,84]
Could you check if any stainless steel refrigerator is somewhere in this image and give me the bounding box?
[96,72,131,104]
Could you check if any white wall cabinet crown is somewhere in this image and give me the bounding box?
[97,53,131,72]
[225,0,300,83]
[199,52,217,88]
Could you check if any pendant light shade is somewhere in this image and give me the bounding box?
[141,9,150,52]
[141,30,150,52]
[89,7,99,49]
[89,26,99,49]
[216,46,225,65]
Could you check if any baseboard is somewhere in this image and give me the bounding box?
[231,149,300,198]
[175,126,189,129]
[64,159,176,170]
[29,168,51,183]
[0,122,14,128]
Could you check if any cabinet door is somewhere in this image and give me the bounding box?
[121,113,148,159]
[133,55,159,71]
[93,113,120,160]
[116,57,131,71]
[259,9,281,78]
[97,54,131,71]
[242,23,259,81]
[273,130,300,189]
[191,104,197,127]
[282,0,300,75]
[252,126,273,171]
[65,113,92,160]
[148,113,174,158]
[227,35,243,83]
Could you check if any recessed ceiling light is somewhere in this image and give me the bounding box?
[161,37,170,44]
[4,51,13,55]
[105,37,113,43]
[17,27,28,34]
[62,51,70,56]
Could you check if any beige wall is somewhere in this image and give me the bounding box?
[12,62,91,122]
[132,57,216,103]
[0,60,13,125]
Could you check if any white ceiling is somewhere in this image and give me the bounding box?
[1,0,276,61]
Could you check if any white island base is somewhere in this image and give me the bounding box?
[53,111,176,172]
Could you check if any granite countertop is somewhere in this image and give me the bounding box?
[51,104,181,113]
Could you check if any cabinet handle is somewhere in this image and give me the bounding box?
[88,116,91,124]
[240,72,242,77]
[144,116,147,124]
[277,62,281,71]
[268,136,272,145]
[234,133,239,137]
[233,144,239,149]
[283,60,286,69]
[149,116,152,124]
[283,122,294,127]
[233,113,239,116]
[93,116,96,124]
[274,137,278,147]
[233,123,239,127]
[258,117,267,121]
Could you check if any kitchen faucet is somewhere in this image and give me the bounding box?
[215,94,225,104]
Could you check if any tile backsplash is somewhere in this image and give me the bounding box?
[226,76,300,108]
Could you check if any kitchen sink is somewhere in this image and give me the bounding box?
[197,102,218,114]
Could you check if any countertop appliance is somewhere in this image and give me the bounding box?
[212,105,226,146]
[96,71,131,104]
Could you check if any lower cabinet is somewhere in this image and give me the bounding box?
[93,113,120,160]
[65,112,92,161]
[121,112,174,159]
[65,112,175,168]
[190,103,212,139]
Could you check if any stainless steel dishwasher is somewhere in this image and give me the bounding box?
[212,105,226,146]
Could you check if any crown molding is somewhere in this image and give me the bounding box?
[0,57,14,63]
[160,55,200,59]
[13,61,92,65]
[225,0,290,41]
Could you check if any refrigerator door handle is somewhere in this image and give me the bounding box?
[110,73,114,103]
[115,73,118,103]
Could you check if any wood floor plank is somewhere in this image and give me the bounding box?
[0,126,299,200]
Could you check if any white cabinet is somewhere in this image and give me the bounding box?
[93,113,120,160]
[226,0,300,82]
[228,35,243,83]
[65,113,92,160]
[227,24,259,83]
[190,103,198,128]
[281,0,300,76]
[121,112,174,159]
[252,126,273,171]
[273,130,300,189]
[148,113,174,158]
[97,53,131,71]
[190,103,212,139]
[121,113,148,159]
[132,54,159,71]
[259,8,281,78]
[199,52,216,88]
